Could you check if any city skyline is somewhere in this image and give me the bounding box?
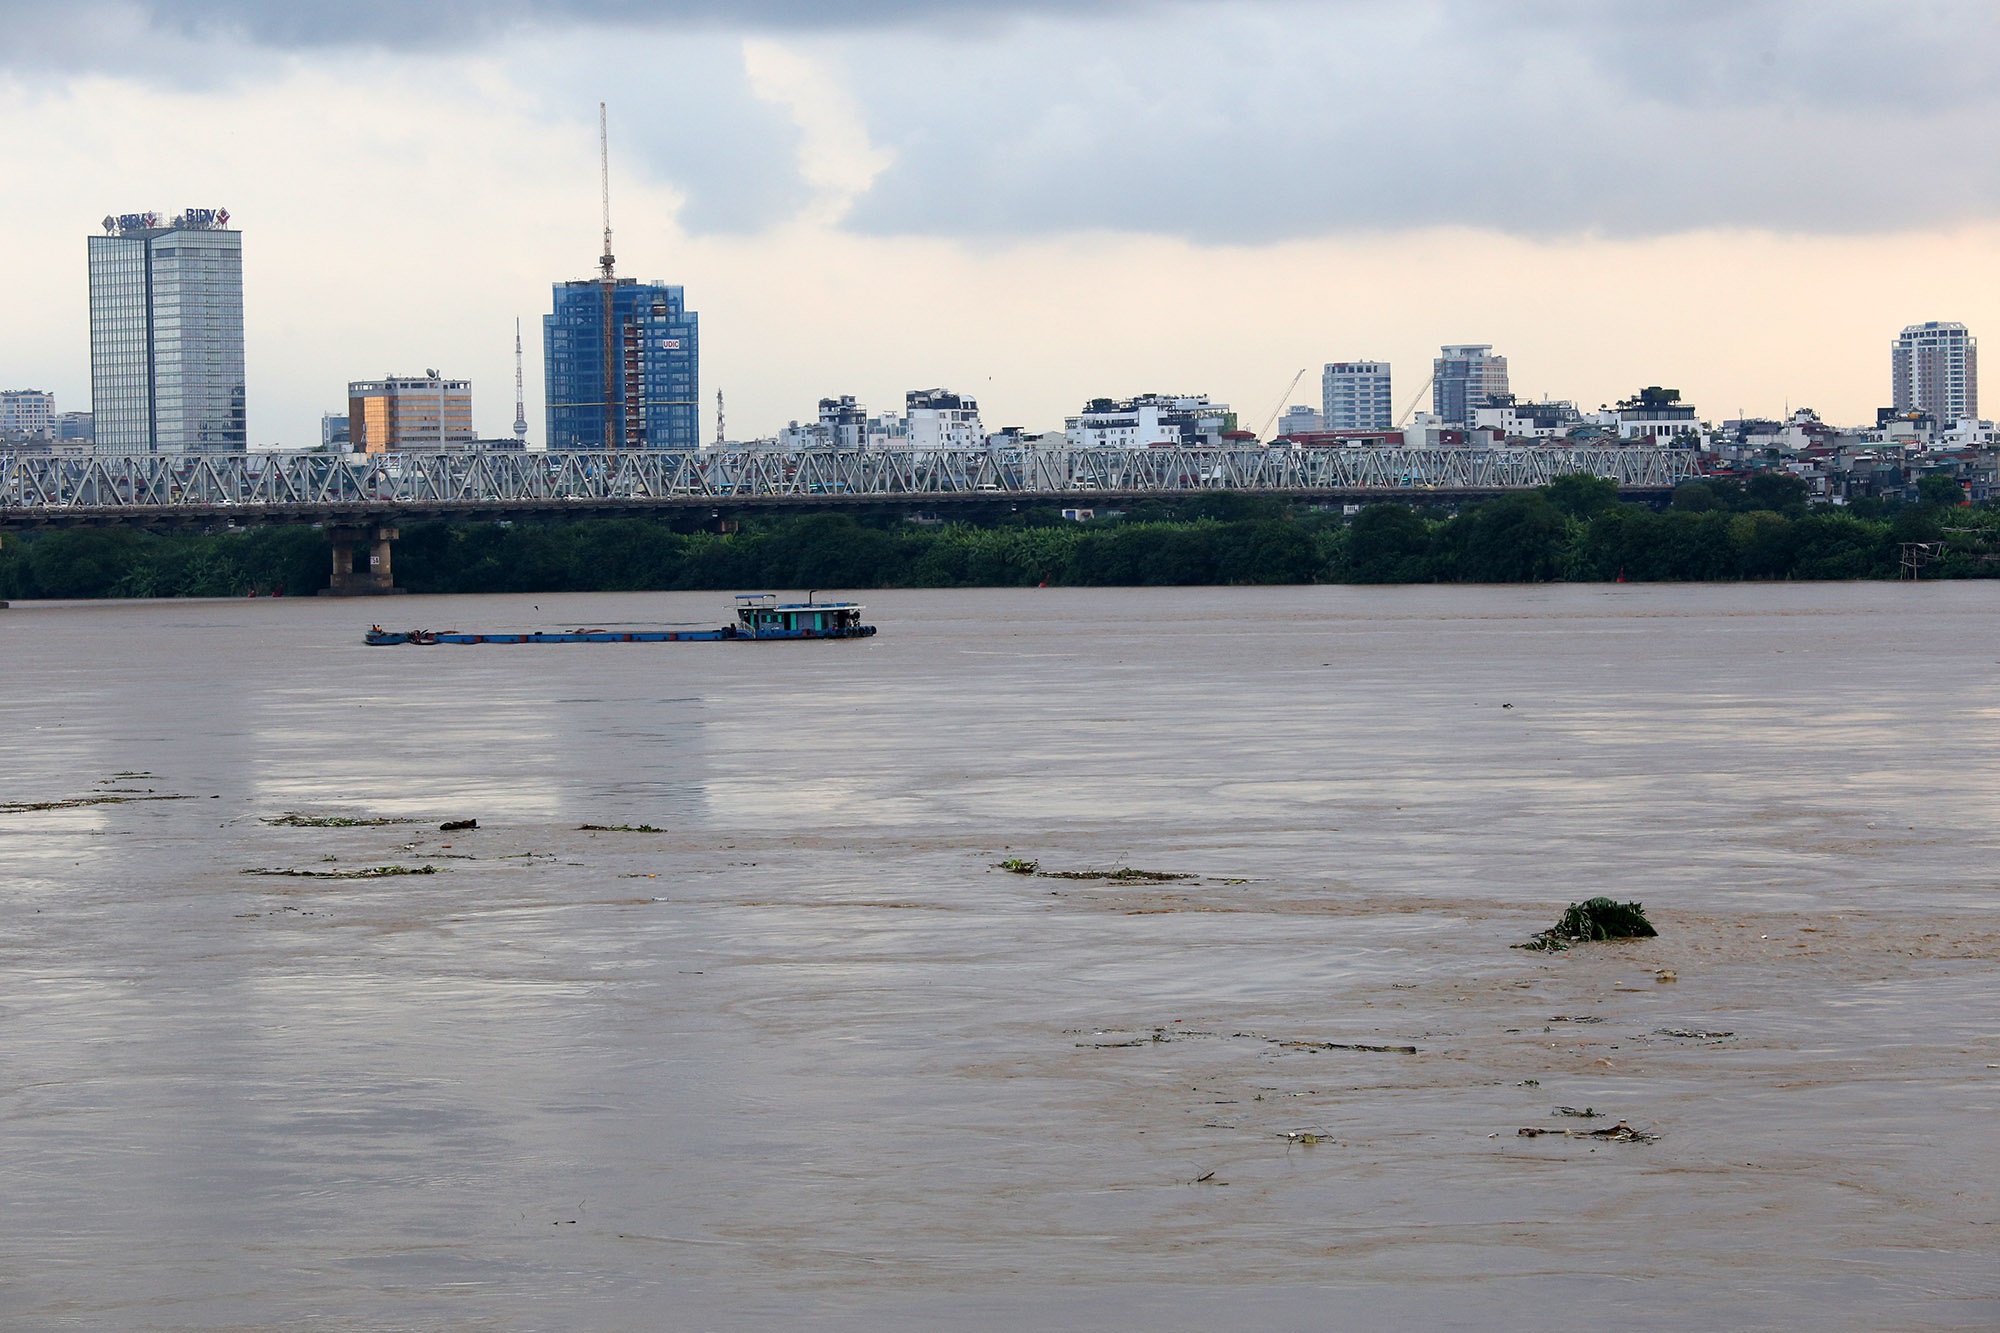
[5,3,2000,444]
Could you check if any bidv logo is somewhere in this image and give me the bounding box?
[181,207,229,229]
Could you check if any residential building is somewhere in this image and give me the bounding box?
[321,412,351,451]
[1277,404,1323,437]
[865,411,909,450]
[904,389,983,449]
[1611,387,1701,445]
[0,389,55,438]
[544,277,699,450]
[777,419,831,450]
[1432,345,1509,428]
[1402,411,1467,450]
[1472,396,1578,441]
[347,373,475,453]
[819,395,866,450]
[1893,321,1977,423]
[1065,394,1236,449]
[88,207,245,454]
[1322,362,1393,430]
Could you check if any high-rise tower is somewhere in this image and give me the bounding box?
[543,106,700,450]
[1432,345,1509,429]
[1322,362,1393,431]
[88,207,245,454]
[1892,322,1977,423]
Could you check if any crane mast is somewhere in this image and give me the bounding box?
[598,102,617,449]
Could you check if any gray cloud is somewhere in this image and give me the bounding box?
[0,0,1141,56]
[13,0,2000,242]
[836,0,2000,240]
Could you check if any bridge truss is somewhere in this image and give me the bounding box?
[0,446,1701,526]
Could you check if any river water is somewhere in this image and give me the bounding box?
[1,585,1996,1330]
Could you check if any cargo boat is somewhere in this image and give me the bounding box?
[364,593,875,645]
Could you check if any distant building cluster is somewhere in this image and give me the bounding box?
[0,203,703,457]
[0,197,1984,502]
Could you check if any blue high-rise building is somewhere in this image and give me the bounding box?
[544,278,699,450]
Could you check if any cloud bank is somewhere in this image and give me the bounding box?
[11,0,2000,242]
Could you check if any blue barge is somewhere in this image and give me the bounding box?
[364,594,875,646]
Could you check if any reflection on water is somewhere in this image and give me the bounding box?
[1,585,1997,1329]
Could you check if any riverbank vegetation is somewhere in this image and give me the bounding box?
[4,473,1997,598]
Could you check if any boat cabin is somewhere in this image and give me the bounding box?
[732,593,873,639]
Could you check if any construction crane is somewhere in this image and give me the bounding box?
[1258,367,1309,440]
[598,102,617,449]
[1395,370,1435,428]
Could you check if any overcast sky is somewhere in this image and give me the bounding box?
[4,0,1999,443]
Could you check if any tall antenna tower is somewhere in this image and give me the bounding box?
[512,317,528,443]
[597,102,618,449]
[715,389,725,448]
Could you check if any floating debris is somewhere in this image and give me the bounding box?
[1516,897,1658,952]
[1518,1120,1655,1143]
[995,859,1191,882]
[1234,1031,1419,1054]
[2,795,190,814]
[242,865,441,879]
[579,823,663,833]
[262,813,421,828]
[996,859,1040,875]
[1553,1106,1602,1118]
[439,819,478,832]
[1654,1028,1734,1040]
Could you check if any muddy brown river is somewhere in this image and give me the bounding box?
[1,584,1996,1329]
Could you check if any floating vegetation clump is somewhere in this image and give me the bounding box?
[579,823,663,833]
[998,862,1193,883]
[1,795,190,814]
[242,865,440,879]
[1515,897,1658,952]
[262,813,421,828]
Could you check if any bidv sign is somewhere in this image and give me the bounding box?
[101,208,230,235]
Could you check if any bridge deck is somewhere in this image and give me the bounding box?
[1,446,1701,529]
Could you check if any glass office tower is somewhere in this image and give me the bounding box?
[88,210,245,454]
[544,278,698,450]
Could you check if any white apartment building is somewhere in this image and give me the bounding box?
[1472,398,1575,441]
[1609,388,1702,444]
[865,412,909,449]
[1893,321,1977,423]
[1321,362,1393,430]
[0,389,56,438]
[1065,394,1234,449]
[901,389,982,450]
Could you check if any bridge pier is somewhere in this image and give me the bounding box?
[318,524,406,597]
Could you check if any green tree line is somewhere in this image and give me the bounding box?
[3,473,1994,599]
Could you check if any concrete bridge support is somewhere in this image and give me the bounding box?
[318,524,406,596]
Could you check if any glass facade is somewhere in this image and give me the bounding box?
[544,278,699,450]
[88,221,245,454]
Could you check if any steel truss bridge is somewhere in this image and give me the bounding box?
[0,446,1701,528]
